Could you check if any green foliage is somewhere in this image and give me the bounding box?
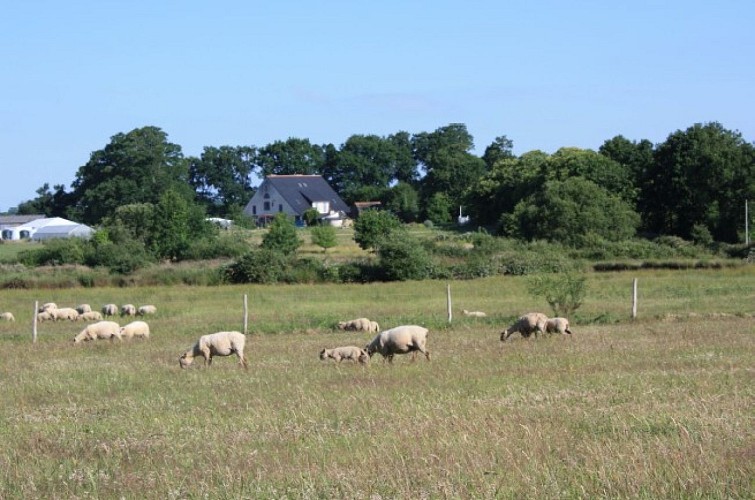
[353,209,402,251]
[691,224,714,247]
[148,189,213,261]
[261,213,301,255]
[188,145,255,215]
[382,182,420,222]
[528,272,588,317]
[224,248,291,284]
[302,208,320,227]
[310,225,338,252]
[377,237,434,281]
[18,238,87,267]
[425,192,453,224]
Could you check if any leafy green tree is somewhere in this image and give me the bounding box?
[261,213,301,255]
[506,178,640,245]
[302,208,320,227]
[382,182,420,222]
[310,225,338,252]
[425,192,453,225]
[16,183,72,217]
[148,189,212,261]
[544,147,636,204]
[353,209,402,251]
[377,237,433,281]
[225,248,291,284]
[68,126,190,225]
[642,122,755,242]
[482,135,515,169]
[188,145,256,215]
[528,272,587,317]
[255,138,325,176]
[599,135,654,193]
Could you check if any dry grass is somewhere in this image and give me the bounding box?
[0,269,753,498]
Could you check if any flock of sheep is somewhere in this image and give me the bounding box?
[2,301,572,370]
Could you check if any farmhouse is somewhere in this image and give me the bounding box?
[0,216,94,241]
[243,175,351,226]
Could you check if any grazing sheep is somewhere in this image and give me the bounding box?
[38,302,57,313]
[75,304,92,314]
[365,325,430,363]
[102,304,118,317]
[73,321,122,343]
[463,309,487,318]
[53,307,79,321]
[500,312,548,341]
[319,346,369,364]
[545,317,573,335]
[120,320,150,340]
[1,312,15,322]
[137,305,157,316]
[120,304,136,317]
[80,311,103,321]
[179,331,248,369]
[337,317,376,332]
[36,310,55,322]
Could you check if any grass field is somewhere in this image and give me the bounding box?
[0,268,753,498]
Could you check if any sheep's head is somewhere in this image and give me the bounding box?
[364,344,376,357]
[336,322,347,330]
[179,352,194,368]
[358,350,370,364]
[318,349,328,360]
[499,330,508,342]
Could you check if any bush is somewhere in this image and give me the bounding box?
[527,272,588,317]
[353,209,402,251]
[19,238,87,267]
[224,249,291,284]
[310,225,338,252]
[261,213,301,255]
[377,237,434,281]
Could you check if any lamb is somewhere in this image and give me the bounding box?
[102,304,118,317]
[179,331,248,369]
[80,311,103,321]
[500,312,548,341]
[137,305,157,316]
[337,317,377,332]
[36,310,55,322]
[73,321,122,343]
[120,304,136,317]
[463,309,487,318]
[53,307,79,321]
[75,304,92,314]
[1,312,15,322]
[544,317,573,335]
[120,320,150,340]
[365,325,430,363]
[38,302,57,313]
[319,346,369,364]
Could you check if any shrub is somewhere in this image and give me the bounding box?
[310,225,338,252]
[377,237,434,281]
[225,249,291,284]
[527,272,588,317]
[261,213,301,255]
[353,209,402,251]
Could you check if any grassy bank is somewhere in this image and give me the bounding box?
[0,269,753,497]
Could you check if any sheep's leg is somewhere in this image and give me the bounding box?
[238,354,249,370]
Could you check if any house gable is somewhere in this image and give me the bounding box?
[243,175,349,221]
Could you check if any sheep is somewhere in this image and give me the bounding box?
[137,305,157,316]
[80,311,103,321]
[319,346,369,364]
[75,304,92,314]
[120,304,136,317]
[53,307,79,321]
[365,325,430,363]
[544,317,573,335]
[38,302,57,313]
[462,309,487,318]
[120,320,150,340]
[500,312,548,341]
[1,312,15,322]
[179,331,248,369]
[102,304,118,317]
[73,321,122,343]
[337,317,377,332]
[36,310,55,322]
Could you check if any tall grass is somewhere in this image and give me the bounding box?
[0,268,753,497]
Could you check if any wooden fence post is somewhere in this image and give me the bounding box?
[243,294,249,335]
[447,284,452,323]
[632,278,638,320]
[33,300,38,343]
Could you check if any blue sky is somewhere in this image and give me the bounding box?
[1,0,753,212]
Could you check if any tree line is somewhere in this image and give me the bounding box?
[16,121,755,245]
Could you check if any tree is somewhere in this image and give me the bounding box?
[642,122,755,242]
[261,213,301,255]
[68,126,189,225]
[148,189,213,261]
[482,135,515,169]
[599,135,654,191]
[189,145,256,215]
[377,237,433,281]
[382,182,420,222]
[544,147,636,204]
[16,183,71,217]
[353,209,402,251]
[255,138,325,177]
[506,177,640,245]
[528,273,587,317]
[424,192,453,224]
[310,225,338,252]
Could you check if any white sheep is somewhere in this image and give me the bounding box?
[1,312,15,322]
[38,302,57,313]
[319,346,369,364]
[179,331,248,369]
[102,304,118,317]
[137,305,157,316]
[53,307,79,321]
[544,317,573,335]
[337,317,377,332]
[500,312,548,341]
[80,311,103,321]
[75,304,92,314]
[365,325,430,363]
[73,321,122,343]
[120,320,150,340]
[36,310,55,322]
[463,309,487,318]
[120,304,136,317]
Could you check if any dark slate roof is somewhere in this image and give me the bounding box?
[267,175,350,215]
